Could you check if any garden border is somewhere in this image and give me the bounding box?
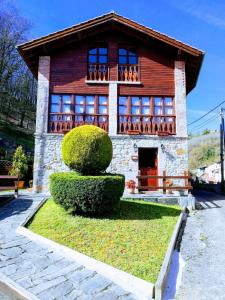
[16,198,186,300]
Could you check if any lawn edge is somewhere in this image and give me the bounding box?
[0,272,38,300]
[16,198,154,300]
[154,210,187,299]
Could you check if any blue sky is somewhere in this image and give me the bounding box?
[14,0,225,133]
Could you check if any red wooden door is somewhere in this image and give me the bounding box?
[139,148,158,191]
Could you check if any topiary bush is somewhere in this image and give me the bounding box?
[62,125,112,175]
[50,172,125,215]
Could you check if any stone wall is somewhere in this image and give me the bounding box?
[108,135,188,188]
[33,134,69,192]
[34,133,188,192]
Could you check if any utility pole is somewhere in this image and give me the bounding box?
[220,108,225,192]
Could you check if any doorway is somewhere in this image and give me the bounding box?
[138,148,158,191]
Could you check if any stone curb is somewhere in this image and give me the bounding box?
[0,273,39,300]
[16,198,154,300]
[154,211,187,299]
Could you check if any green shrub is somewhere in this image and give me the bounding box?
[50,172,125,215]
[62,125,112,175]
[9,146,28,180]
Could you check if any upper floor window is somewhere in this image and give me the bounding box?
[118,47,139,82]
[87,47,108,81]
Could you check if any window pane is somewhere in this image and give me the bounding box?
[86,96,95,105]
[75,96,84,105]
[131,106,140,115]
[86,105,94,114]
[143,117,149,122]
[89,55,97,63]
[99,55,107,63]
[99,96,107,105]
[132,116,139,123]
[62,104,70,113]
[62,95,71,104]
[142,107,150,115]
[142,97,150,106]
[119,106,127,114]
[51,104,59,113]
[89,48,97,54]
[75,105,84,113]
[51,95,60,104]
[119,96,127,105]
[99,106,107,114]
[129,56,138,64]
[119,56,127,64]
[154,107,162,115]
[62,115,71,121]
[154,97,162,106]
[131,97,139,106]
[165,97,173,106]
[129,49,136,56]
[99,48,107,55]
[119,48,127,55]
[165,107,173,115]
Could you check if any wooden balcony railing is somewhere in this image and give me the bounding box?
[137,171,192,193]
[119,64,139,82]
[118,115,176,135]
[87,64,108,81]
[48,113,108,133]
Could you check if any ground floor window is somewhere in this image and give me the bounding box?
[118,96,175,135]
[49,94,108,133]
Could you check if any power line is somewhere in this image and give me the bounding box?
[190,110,220,132]
[188,100,225,126]
[191,115,220,133]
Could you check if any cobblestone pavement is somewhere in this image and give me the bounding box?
[0,193,138,300]
[175,190,225,300]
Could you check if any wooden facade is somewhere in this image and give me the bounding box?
[17,12,204,136]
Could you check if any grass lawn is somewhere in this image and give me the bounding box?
[28,198,180,282]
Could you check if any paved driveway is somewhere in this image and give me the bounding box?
[0,193,137,300]
[175,190,225,300]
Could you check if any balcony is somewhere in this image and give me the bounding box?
[118,115,176,135]
[48,113,108,133]
[118,64,139,82]
[87,64,108,81]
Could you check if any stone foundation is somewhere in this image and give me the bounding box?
[33,133,188,193]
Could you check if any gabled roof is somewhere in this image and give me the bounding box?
[17,12,204,93]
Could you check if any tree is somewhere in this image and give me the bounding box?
[203,129,210,135]
[0,1,36,128]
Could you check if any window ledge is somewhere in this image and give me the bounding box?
[85,80,142,85]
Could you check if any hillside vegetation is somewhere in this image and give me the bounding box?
[0,3,36,158]
[189,132,220,170]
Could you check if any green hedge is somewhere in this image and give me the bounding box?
[50,172,125,215]
[62,125,112,174]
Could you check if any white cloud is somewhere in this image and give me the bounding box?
[169,0,225,29]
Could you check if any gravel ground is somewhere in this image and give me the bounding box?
[175,190,225,300]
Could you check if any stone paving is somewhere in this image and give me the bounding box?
[0,193,138,300]
[175,190,225,300]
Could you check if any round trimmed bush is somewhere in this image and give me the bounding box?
[50,172,125,215]
[62,125,112,174]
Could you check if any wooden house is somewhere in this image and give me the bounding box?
[17,12,204,193]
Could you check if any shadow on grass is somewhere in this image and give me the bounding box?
[98,200,180,221]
